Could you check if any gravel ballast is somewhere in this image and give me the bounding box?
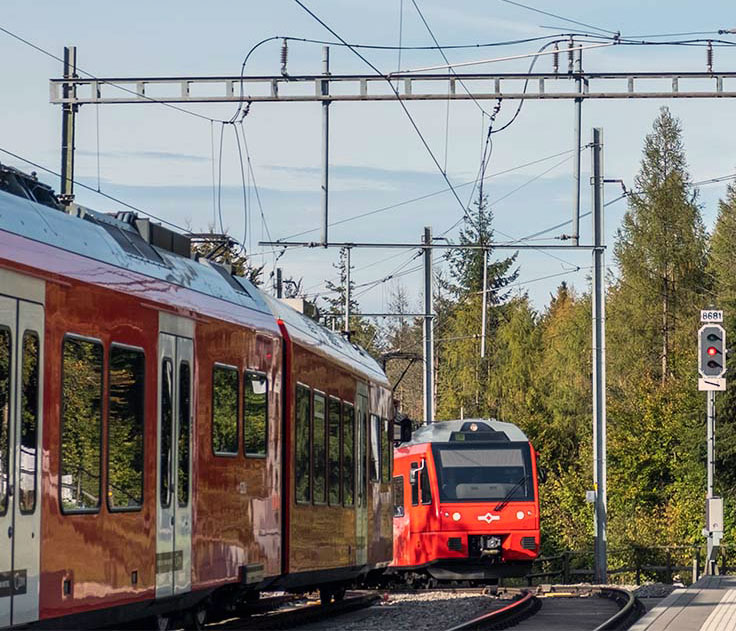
[297,590,503,631]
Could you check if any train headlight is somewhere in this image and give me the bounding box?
[516,510,525,520]
[484,536,502,549]
[452,512,461,521]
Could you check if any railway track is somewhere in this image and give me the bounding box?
[443,586,644,631]
[206,592,380,630]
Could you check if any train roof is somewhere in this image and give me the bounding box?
[0,178,389,385]
[0,187,271,316]
[405,419,529,445]
[263,293,389,386]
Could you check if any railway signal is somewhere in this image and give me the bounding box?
[698,310,726,573]
[698,322,726,391]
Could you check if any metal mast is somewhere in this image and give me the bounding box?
[423,226,434,424]
[591,128,607,584]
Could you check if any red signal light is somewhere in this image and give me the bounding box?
[707,346,718,356]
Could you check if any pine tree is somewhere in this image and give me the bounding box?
[607,107,708,547]
[613,106,708,383]
[320,247,381,355]
[435,193,519,419]
[447,193,518,297]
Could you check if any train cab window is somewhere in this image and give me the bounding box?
[0,329,11,516]
[212,365,239,455]
[420,464,432,505]
[178,362,191,507]
[342,402,355,506]
[19,331,39,514]
[107,346,145,511]
[410,462,419,506]
[328,396,341,505]
[295,385,311,503]
[244,371,267,457]
[160,359,173,508]
[61,337,103,513]
[313,392,327,504]
[381,418,391,484]
[392,476,405,518]
[369,414,381,483]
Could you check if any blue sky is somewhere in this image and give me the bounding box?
[2,1,736,316]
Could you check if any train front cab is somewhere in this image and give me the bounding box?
[392,420,540,582]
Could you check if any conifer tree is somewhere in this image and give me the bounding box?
[436,193,519,419]
[320,247,381,355]
[613,106,708,382]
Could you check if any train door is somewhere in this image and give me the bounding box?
[355,386,368,566]
[156,323,194,600]
[0,278,44,628]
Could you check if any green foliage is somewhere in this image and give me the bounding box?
[378,106,736,559]
[320,247,382,356]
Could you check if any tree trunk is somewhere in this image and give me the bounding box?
[662,276,669,384]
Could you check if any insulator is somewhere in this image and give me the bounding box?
[280,39,288,76]
[568,37,574,73]
[553,44,559,74]
[707,41,714,73]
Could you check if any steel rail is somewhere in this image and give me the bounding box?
[443,591,539,631]
[594,587,645,631]
[214,592,380,630]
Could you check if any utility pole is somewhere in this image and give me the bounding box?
[698,311,726,573]
[60,45,77,206]
[321,46,330,247]
[572,40,583,246]
[344,247,351,337]
[591,127,607,584]
[423,226,434,424]
[276,267,283,298]
[480,247,488,358]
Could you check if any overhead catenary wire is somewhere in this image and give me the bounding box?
[499,0,620,36]
[0,25,218,123]
[0,145,188,232]
[290,0,480,230]
[278,147,578,242]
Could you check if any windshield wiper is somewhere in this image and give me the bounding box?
[493,474,529,512]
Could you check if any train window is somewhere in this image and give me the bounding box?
[244,371,267,457]
[410,462,419,506]
[61,337,103,513]
[295,385,311,503]
[19,331,39,514]
[381,418,391,484]
[420,465,432,505]
[107,345,145,511]
[160,358,173,508]
[358,406,368,506]
[392,476,404,518]
[178,362,191,507]
[342,402,354,506]
[313,392,327,504]
[0,328,10,517]
[212,365,239,455]
[369,414,381,483]
[328,396,341,505]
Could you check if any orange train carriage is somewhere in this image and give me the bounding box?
[0,165,393,629]
[391,419,541,583]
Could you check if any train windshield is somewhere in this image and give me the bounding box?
[432,442,534,503]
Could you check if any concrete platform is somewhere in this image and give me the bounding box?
[631,576,736,630]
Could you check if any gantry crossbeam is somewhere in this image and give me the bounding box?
[49,71,736,104]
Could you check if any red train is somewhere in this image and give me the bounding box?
[391,419,541,584]
[0,165,393,629]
